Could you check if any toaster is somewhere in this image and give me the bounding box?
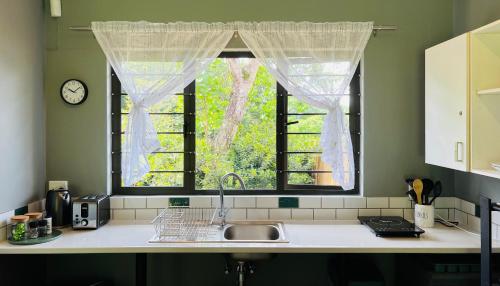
[72,194,110,229]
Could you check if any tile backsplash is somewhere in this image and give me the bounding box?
[0,195,494,242]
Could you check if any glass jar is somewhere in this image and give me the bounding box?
[38,219,48,237]
[8,215,29,241]
[27,221,39,239]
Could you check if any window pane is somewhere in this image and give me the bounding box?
[148,153,183,171]
[132,173,183,187]
[195,58,276,190]
[121,114,183,133]
[288,172,339,186]
[287,115,324,133]
[287,134,321,152]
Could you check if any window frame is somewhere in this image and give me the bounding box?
[111,52,361,195]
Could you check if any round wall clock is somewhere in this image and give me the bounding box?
[60,79,88,105]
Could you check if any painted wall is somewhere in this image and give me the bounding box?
[44,0,455,197]
[0,0,45,212]
[452,0,500,204]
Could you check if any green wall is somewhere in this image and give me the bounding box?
[452,0,500,204]
[45,0,455,197]
[0,0,45,213]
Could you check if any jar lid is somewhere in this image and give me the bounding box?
[10,215,29,223]
[24,212,43,219]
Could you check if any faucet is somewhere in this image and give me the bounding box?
[218,172,246,228]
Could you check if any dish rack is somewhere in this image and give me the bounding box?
[151,208,221,242]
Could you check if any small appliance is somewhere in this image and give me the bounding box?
[45,189,72,227]
[72,195,110,229]
[358,216,425,238]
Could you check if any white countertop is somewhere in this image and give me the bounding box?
[0,220,495,254]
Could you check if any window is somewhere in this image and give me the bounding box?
[111,52,360,195]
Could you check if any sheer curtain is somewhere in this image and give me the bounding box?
[237,22,373,190]
[92,21,233,186]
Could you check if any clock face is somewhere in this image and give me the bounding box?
[61,79,88,105]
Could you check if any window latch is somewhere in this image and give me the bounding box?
[285,121,299,126]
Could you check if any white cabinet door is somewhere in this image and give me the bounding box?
[425,34,469,171]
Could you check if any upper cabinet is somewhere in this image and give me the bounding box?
[425,20,500,179]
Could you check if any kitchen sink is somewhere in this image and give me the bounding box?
[222,221,287,261]
[223,222,286,242]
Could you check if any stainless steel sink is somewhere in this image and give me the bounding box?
[222,221,287,261]
[222,221,287,242]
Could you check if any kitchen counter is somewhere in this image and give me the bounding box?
[0,220,495,254]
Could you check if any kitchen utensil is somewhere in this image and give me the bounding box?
[405,178,414,190]
[422,179,434,205]
[413,179,424,205]
[429,181,442,205]
[415,204,435,228]
[406,190,418,204]
[45,189,71,227]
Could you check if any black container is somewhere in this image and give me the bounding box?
[45,189,71,227]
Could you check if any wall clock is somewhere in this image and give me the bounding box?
[60,79,88,105]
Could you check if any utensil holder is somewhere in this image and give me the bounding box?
[415,204,434,228]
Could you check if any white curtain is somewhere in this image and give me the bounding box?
[92,21,233,186]
[237,22,373,190]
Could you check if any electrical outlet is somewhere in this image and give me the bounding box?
[48,180,68,190]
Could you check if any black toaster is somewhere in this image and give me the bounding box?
[72,194,110,229]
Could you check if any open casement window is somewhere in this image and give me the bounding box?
[111,52,361,195]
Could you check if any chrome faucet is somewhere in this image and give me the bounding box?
[218,172,246,228]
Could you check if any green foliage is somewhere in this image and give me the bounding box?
[123,58,332,189]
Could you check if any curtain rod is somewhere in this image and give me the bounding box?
[69,25,397,32]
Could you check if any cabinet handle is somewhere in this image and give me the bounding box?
[455,141,464,162]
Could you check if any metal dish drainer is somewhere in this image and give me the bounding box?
[151,208,221,242]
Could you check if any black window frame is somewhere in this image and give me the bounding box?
[111,52,361,195]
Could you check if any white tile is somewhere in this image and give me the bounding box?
[256,197,278,208]
[344,197,366,208]
[269,209,291,220]
[367,197,388,208]
[212,196,234,208]
[300,197,321,208]
[359,209,381,216]
[389,197,411,209]
[0,210,15,228]
[460,200,476,215]
[146,197,170,209]
[434,197,455,208]
[110,197,124,209]
[492,211,500,225]
[403,209,414,221]
[336,209,358,220]
[28,200,43,212]
[455,210,468,226]
[322,197,343,208]
[0,227,5,241]
[227,209,246,221]
[314,209,335,220]
[492,224,499,240]
[113,209,135,220]
[454,198,462,210]
[435,209,449,220]
[124,197,147,209]
[135,209,158,220]
[292,209,313,220]
[234,197,256,208]
[190,197,212,208]
[247,209,269,220]
[381,209,403,217]
[468,215,480,233]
